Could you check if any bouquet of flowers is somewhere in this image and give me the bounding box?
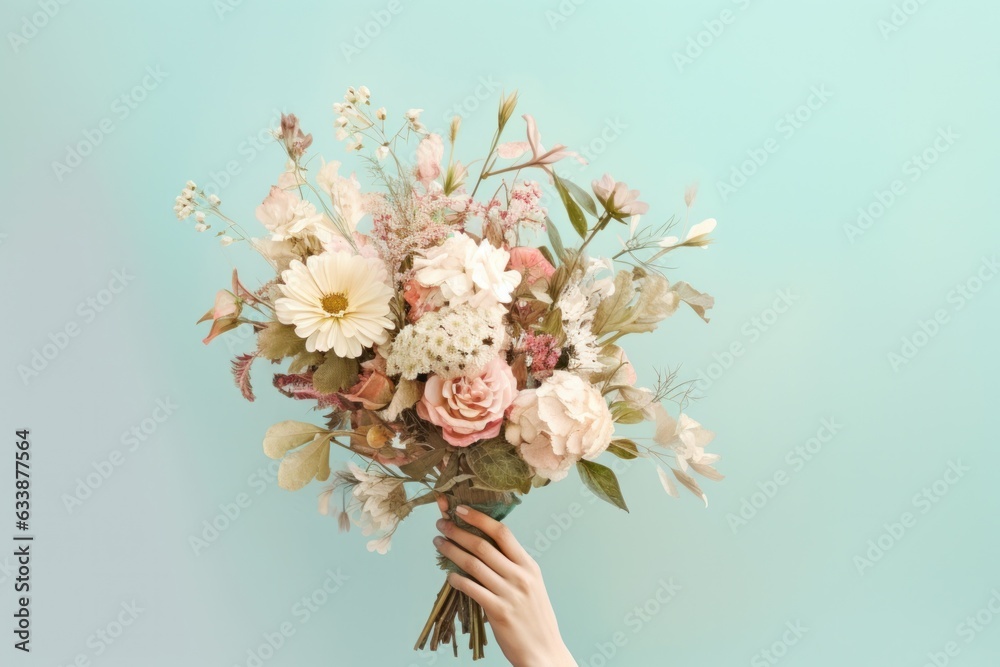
[174,85,721,659]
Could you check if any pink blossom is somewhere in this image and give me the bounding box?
[592,173,649,217]
[496,115,586,174]
[197,290,241,345]
[416,133,444,187]
[508,246,555,285]
[416,358,517,447]
[280,113,312,158]
[523,332,561,379]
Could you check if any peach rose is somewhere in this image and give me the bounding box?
[416,357,517,447]
[342,370,395,410]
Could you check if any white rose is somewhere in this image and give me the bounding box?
[506,371,614,481]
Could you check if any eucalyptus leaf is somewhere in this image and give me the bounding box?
[577,460,629,511]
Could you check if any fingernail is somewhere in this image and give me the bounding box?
[436,519,447,531]
[455,505,469,516]
[433,536,444,547]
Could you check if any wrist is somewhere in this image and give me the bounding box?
[521,644,576,667]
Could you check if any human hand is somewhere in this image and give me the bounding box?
[433,496,577,667]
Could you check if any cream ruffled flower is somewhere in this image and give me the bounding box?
[506,371,615,481]
[412,233,522,315]
[275,251,395,357]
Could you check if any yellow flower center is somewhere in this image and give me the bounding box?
[321,292,349,316]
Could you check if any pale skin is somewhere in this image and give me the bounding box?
[433,496,578,667]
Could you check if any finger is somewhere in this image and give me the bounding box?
[434,536,506,594]
[447,572,501,617]
[434,493,449,519]
[437,519,516,578]
[455,505,529,564]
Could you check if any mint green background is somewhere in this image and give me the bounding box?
[2,1,998,665]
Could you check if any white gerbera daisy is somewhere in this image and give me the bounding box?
[275,251,395,357]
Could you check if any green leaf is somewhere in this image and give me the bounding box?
[399,447,448,480]
[607,438,640,460]
[288,350,325,374]
[560,178,598,217]
[312,354,359,394]
[577,460,629,512]
[544,215,567,263]
[256,322,307,361]
[553,174,588,239]
[263,421,327,459]
[466,440,532,493]
[610,401,644,424]
[536,245,556,269]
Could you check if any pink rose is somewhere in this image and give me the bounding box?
[416,357,517,447]
[508,246,555,285]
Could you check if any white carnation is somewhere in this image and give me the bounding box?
[412,233,522,316]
